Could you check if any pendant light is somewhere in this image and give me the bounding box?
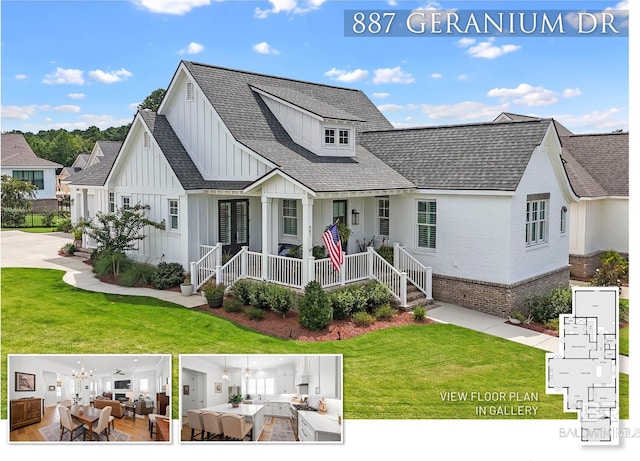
[244,356,251,379]
[222,356,230,381]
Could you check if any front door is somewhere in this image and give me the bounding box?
[333,200,348,251]
[219,199,249,257]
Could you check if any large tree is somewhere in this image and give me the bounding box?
[138,88,166,112]
[1,175,36,210]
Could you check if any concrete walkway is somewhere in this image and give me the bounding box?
[0,230,630,373]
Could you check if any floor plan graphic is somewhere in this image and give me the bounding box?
[546,287,619,444]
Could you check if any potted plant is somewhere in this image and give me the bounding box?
[202,281,225,308]
[229,393,243,408]
[180,274,193,296]
[509,311,525,325]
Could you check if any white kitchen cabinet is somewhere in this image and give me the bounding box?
[308,355,340,399]
[263,402,274,416]
[298,411,341,442]
[276,365,295,393]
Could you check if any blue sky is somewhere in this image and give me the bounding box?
[0,0,630,134]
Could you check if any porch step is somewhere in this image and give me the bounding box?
[73,247,93,260]
[392,283,433,312]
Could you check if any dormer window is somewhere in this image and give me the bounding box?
[186,81,194,101]
[324,127,351,146]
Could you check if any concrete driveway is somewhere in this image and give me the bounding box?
[1,230,73,269]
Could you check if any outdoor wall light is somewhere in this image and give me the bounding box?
[351,209,360,225]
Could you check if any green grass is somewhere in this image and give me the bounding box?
[1,227,57,233]
[1,268,629,421]
[620,325,629,356]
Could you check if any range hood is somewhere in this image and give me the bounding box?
[296,375,309,386]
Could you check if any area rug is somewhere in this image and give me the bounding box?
[38,423,132,442]
[269,417,295,442]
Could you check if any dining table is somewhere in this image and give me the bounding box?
[70,405,101,441]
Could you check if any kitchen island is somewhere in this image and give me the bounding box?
[297,410,342,442]
[199,403,265,441]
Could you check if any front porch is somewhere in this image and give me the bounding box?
[190,243,432,309]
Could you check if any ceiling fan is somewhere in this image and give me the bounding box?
[113,369,125,375]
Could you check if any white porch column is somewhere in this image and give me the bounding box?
[301,196,314,286]
[261,197,272,281]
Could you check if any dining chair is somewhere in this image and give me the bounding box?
[220,413,253,441]
[149,405,171,438]
[84,405,112,441]
[58,404,84,441]
[186,409,205,441]
[201,411,223,440]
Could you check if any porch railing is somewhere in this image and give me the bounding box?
[369,247,407,307]
[267,254,303,289]
[314,252,370,288]
[190,243,221,290]
[394,243,433,300]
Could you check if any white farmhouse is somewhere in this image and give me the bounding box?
[68,61,582,316]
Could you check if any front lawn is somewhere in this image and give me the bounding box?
[1,268,629,420]
[620,325,629,356]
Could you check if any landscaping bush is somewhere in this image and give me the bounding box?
[246,307,265,321]
[150,262,184,289]
[1,208,27,227]
[119,261,157,287]
[591,250,629,289]
[620,298,629,324]
[524,287,572,323]
[364,281,392,310]
[224,300,244,313]
[42,211,56,228]
[298,281,332,331]
[373,303,396,321]
[230,279,254,304]
[544,318,560,332]
[376,245,394,265]
[351,311,376,327]
[247,280,270,310]
[264,283,295,318]
[59,242,76,255]
[56,217,72,232]
[93,250,130,277]
[412,306,427,321]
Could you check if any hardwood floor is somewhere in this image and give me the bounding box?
[10,405,168,442]
[179,415,294,442]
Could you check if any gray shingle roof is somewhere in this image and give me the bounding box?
[66,142,121,186]
[1,133,62,167]
[560,133,628,197]
[360,120,552,191]
[182,61,412,193]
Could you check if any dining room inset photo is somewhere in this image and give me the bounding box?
[7,354,172,443]
[179,354,343,443]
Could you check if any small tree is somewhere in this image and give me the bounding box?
[1,175,37,227]
[298,281,332,331]
[77,203,165,275]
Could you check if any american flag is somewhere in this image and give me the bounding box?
[322,223,344,272]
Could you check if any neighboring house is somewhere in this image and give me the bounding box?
[494,113,629,279]
[1,133,62,211]
[57,153,91,198]
[68,61,579,316]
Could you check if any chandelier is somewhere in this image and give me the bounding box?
[222,356,230,381]
[244,356,251,379]
[72,367,93,381]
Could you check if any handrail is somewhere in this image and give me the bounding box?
[190,243,221,290]
[394,244,433,300]
[370,248,407,307]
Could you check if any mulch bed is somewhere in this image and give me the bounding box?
[194,300,433,342]
[506,319,559,337]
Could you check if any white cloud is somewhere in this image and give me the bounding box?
[431,73,443,79]
[129,102,141,111]
[88,68,133,84]
[378,104,405,112]
[487,83,558,106]
[68,93,86,100]
[421,101,510,120]
[459,37,520,59]
[562,88,582,98]
[1,104,37,120]
[552,108,627,133]
[42,67,84,85]
[134,0,211,16]
[39,104,81,113]
[372,92,390,99]
[457,74,468,81]
[253,42,280,55]
[254,0,326,19]
[324,68,369,83]
[373,67,415,84]
[15,74,27,80]
[179,42,205,55]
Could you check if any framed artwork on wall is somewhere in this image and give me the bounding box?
[15,372,36,391]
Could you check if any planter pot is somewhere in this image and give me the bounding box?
[509,318,522,325]
[207,296,224,308]
[231,403,239,408]
[180,284,194,296]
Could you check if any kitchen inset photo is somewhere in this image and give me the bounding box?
[180,354,343,442]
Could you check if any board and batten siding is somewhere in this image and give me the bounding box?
[569,198,629,256]
[163,69,270,181]
[509,132,571,284]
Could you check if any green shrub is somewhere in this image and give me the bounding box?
[352,311,376,327]
[56,217,72,232]
[247,280,270,310]
[264,283,295,318]
[544,318,560,332]
[373,303,396,321]
[364,281,392,310]
[591,250,629,288]
[230,279,254,304]
[620,298,629,323]
[202,281,225,300]
[60,242,76,255]
[376,245,394,265]
[93,251,130,277]
[224,300,244,313]
[246,307,265,321]
[150,262,185,289]
[299,281,332,331]
[119,261,157,287]
[1,208,27,227]
[42,211,56,227]
[312,245,326,259]
[412,306,427,321]
[524,287,572,323]
[328,286,368,320]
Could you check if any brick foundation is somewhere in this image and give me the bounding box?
[30,199,60,213]
[432,266,570,317]
[569,252,628,279]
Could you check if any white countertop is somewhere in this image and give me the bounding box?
[298,410,342,435]
[200,403,264,417]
